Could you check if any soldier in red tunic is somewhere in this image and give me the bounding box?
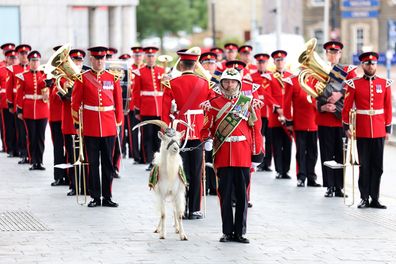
[251,53,273,172]
[218,43,239,71]
[318,41,357,198]
[128,47,146,164]
[16,51,49,170]
[0,43,15,68]
[238,45,257,75]
[0,49,18,155]
[264,50,293,179]
[162,50,212,219]
[343,52,392,209]
[6,44,31,163]
[201,68,263,243]
[210,47,224,68]
[132,47,165,170]
[106,47,118,60]
[71,46,123,208]
[283,75,321,187]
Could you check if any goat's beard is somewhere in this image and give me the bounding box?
[220,83,241,98]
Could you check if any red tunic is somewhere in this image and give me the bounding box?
[129,63,146,111]
[6,64,29,111]
[132,65,165,117]
[342,75,392,138]
[49,84,62,122]
[71,69,123,137]
[316,65,357,127]
[0,66,9,109]
[283,75,317,131]
[16,70,49,120]
[162,72,211,140]
[251,71,272,118]
[200,95,262,168]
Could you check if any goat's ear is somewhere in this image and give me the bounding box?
[179,130,186,139]
[158,131,165,140]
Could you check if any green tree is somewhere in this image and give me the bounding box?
[137,0,198,51]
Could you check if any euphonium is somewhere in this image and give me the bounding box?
[298,38,332,98]
[44,44,81,96]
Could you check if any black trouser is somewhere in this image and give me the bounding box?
[357,138,384,201]
[112,126,122,171]
[50,121,66,180]
[84,136,115,200]
[141,116,160,164]
[3,109,17,155]
[205,150,216,194]
[16,116,27,158]
[217,167,250,236]
[0,109,5,151]
[270,127,292,174]
[181,140,203,214]
[129,111,142,162]
[121,114,131,158]
[259,117,272,169]
[65,134,84,192]
[25,118,47,165]
[318,126,344,188]
[295,131,318,182]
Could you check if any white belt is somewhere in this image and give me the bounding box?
[25,94,43,100]
[13,88,17,93]
[140,91,163,96]
[184,109,204,115]
[356,109,384,115]
[0,89,5,94]
[258,95,264,100]
[83,105,114,112]
[224,135,246,142]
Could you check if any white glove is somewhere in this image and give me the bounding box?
[204,139,213,151]
[251,162,261,172]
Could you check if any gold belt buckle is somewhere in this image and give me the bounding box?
[98,106,104,111]
[369,109,375,115]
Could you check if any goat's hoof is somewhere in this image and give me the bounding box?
[154,229,159,233]
[181,235,188,241]
[159,236,165,239]
[175,229,180,234]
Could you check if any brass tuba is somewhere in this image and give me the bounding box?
[44,44,81,96]
[298,38,332,98]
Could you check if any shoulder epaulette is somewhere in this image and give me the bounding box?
[209,81,216,89]
[132,69,140,76]
[75,72,83,83]
[15,73,24,81]
[7,66,13,73]
[261,73,271,80]
[252,83,260,93]
[282,77,293,85]
[243,74,253,82]
[344,78,357,89]
[347,65,357,73]
[386,79,393,88]
[212,85,222,95]
[162,80,171,89]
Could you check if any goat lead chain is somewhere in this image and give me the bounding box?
[180,140,208,153]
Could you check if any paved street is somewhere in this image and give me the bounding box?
[1,132,396,264]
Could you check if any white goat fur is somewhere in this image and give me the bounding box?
[153,130,187,240]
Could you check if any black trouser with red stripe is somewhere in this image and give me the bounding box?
[318,126,344,188]
[129,112,142,162]
[295,131,318,182]
[16,116,28,158]
[357,137,384,201]
[112,125,122,172]
[180,140,203,214]
[0,109,5,151]
[141,116,161,164]
[270,127,292,175]
[259,117,272,169]
[121,114,132,158]
[205,150,216,194]
[217,167,250,236]
[25,118,47,165]
[84,136,115,200]
[3,109,17,155]
[50,121,66,180]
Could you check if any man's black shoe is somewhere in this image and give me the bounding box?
[281,173,292,179]
[36,164,46,170]
[51,179,63,186]
[370,200,387,209]
[263,166,272,172]
[334,187,347,197]
[275,173,282,179]
[234,235,250,244]
[219,234,233,242]
[307,181,321,187]
[324,187,334,197]
[297,179,305,187]
[67,189,76,196]
[145,164,153,171]
[102,199,119,207]
[248,202,253,208]
[357,199,370,209]
[113,169,120,178]
[29,164,38,170]
[18,157,29,164]
[189,211,203,220]
[88,199,101,207]
[61,179,69,186]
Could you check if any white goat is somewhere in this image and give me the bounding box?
[133,120,189,240]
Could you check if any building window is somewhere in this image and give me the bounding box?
[355,28,364,53]
[311,0,325,6]
[314,29,324,51]
[0,6,20,44]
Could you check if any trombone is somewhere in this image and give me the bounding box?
[343,108,359,206]
[72,107,88,205]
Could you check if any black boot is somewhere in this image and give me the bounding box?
[324,187,334,197]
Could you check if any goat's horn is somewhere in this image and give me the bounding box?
[172,119,193,130]
[132,120,169,131]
